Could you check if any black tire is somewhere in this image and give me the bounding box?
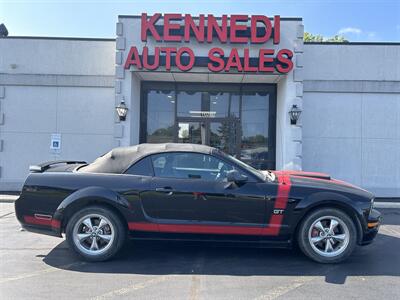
[66,205,126,262]
[297,208,357,264]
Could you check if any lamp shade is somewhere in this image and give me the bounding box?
[116,101,128,121]
[289,104,302,125]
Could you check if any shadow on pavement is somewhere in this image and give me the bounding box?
[43,230,400,285]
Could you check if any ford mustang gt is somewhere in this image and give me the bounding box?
[15,143,381,263]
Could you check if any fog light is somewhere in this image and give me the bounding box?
[367,222,379,228]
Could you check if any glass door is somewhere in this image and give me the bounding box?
[177,121,206,145]
[177,118,240,157]
[209,119,239,157]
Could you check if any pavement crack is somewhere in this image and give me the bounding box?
[0,212,14,219]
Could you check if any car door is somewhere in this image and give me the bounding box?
[141,152,269,230]
[194,156,269,226]
[140,152,216,222]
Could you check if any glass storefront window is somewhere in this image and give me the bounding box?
[209,92,240,118]
[241,92,270,169]
[146,90,175,143]
[177,91,202,117]
[177,91,240,118]
[142,83,276,170]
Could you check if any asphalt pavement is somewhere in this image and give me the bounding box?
[0,202,399,300]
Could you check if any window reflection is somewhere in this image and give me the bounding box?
[209,92,240,118]
[177,91,202,117]
[146,90,175,143]
[177,122,204,144]
[241,92,270,168]
[177,91,240,118]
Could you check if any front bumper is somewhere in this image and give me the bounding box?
[361,208,382,245]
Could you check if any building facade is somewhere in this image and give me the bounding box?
[0,14,399,197]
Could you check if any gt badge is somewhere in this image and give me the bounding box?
[273,209,285,215]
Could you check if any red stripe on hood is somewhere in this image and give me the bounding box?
[290,175,357,189]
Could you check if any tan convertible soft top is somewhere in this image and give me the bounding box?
[78,143,213,174]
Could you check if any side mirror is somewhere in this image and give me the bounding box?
[226,170,248,184]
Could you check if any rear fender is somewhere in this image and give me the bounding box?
[53,186,130,232]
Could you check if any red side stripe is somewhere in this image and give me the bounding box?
[24,215,51,226]
[128,222,158,231]
[51,219,61,229]
[275,174,291,209]
[159,224,262,235]
[24,215,61,229]
[129,173,292,237]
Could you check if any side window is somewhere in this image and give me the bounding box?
[151,152,244,181]
[125,157,154,176]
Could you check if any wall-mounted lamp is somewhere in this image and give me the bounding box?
[289,104,302,125]
[116,98,128,121]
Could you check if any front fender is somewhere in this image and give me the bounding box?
[293,191,369,243]
[296,191,364,213]
[53,186,130,232]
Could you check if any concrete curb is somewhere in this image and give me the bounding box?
[374,202,400,209]
[0,195,19,203]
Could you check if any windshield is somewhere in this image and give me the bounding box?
[219,151,268,181]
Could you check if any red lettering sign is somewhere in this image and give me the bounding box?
[251,15,272,43]
[184,14,205,42]
[207,14,228,43]
[176,47,195,71]
[163,14,182,42]
[230,15,248,43]
[126,14,294,74]
[124,46,142,69]
[141,13,161,42]
[208,47,225,72]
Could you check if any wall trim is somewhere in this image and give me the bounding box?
[305,41,400,46]
[1,36,115,42]
[303,80,400,94]
[0,73,115,88]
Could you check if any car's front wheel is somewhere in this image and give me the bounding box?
[66,206,126,262]
[297,208,357,263]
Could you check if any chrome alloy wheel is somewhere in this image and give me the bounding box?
[72,214,115,256]
[308,216,350,258]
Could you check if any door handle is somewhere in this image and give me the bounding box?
[155,187,174,196]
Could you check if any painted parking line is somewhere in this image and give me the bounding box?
[90,275,178,300]
[0,261,86,284]
[253,277,315,300]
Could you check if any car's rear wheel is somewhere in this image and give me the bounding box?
[297,208,357,263]
[66,206,126,262]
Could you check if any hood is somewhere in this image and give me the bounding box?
[273,170,331,181]
[270,170,373,198]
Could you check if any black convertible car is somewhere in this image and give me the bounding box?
[15,143,381,263]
